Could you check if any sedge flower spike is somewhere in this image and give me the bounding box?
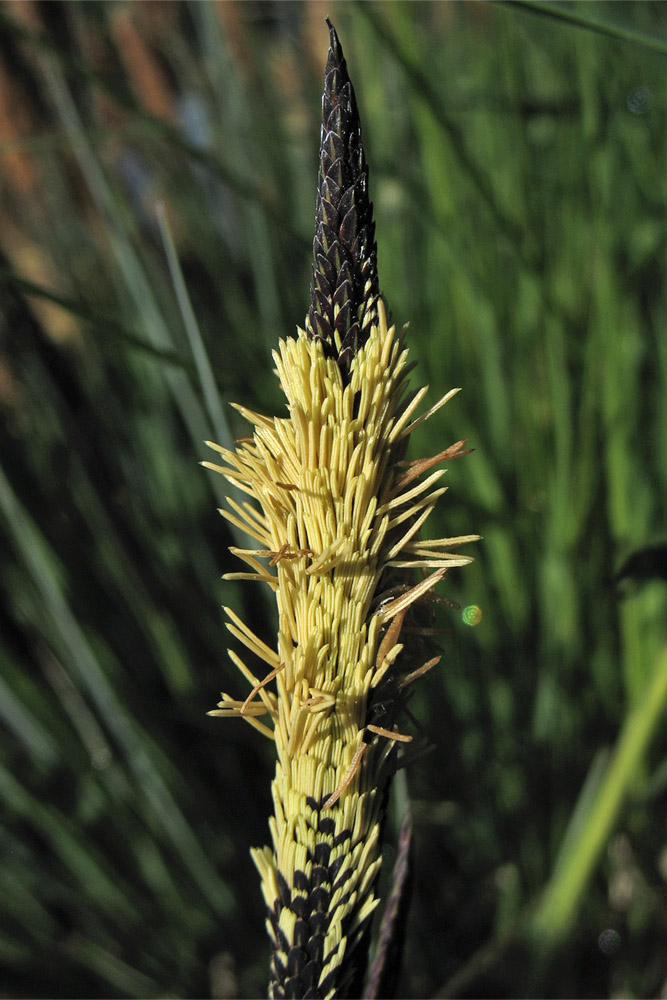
[205,20,478,1000]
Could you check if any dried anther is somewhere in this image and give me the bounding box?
[321,743,368,809]
[241,662,286,714]
[267,543,313,566]
[366,724,412,743]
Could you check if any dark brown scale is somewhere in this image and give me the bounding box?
[276,923,290,955]
[288,947,308,978]
[292,894,311,921]
[317,965,341,998]
[278,871,292,907]
[309,886,330,912]
[272,949,287,982]
[306,930,325,961]
[332,866,353,893]
[294,869,311,892]
[318,816,336,836]
[300,960,319,991]
[311,864,329,887]
[285,976,303,999]
[313,842,332,866]
[328,854,345,881]
[332,829,351,848]
[267,815,364,998]
[306,19,380,381]
[294,918,310,948]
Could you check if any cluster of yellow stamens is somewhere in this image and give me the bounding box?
[204,299,476,998]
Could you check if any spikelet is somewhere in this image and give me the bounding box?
[205,20,478,1000]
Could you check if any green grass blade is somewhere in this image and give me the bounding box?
[0,462,233,918]
[501,1,667,55]
[530,643,667,945]
[0,266,191,370]
[156,203,233,450]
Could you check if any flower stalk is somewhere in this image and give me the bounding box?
[205,20,477,999]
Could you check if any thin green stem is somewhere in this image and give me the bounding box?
[530,644,667,945]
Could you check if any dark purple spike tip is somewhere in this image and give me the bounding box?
[306,19,380,381]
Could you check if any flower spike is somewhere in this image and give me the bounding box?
[206,20,478,999]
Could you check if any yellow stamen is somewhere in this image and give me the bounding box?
[367,724,412,743]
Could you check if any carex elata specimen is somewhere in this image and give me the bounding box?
[205,20,478,999]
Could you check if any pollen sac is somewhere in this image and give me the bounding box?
[306,19,380,382]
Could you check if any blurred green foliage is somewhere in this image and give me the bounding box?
[0,1,666,997]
